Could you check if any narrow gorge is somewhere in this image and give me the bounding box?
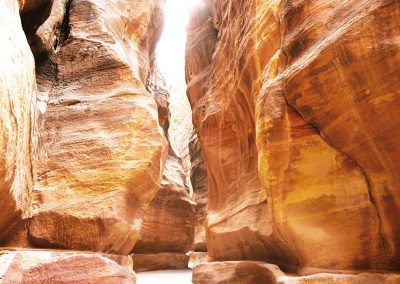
[0,0,399,283]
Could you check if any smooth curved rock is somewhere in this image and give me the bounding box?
[186,0,400,271]
[133,148,195,254]
[0,248,135,284]
[131,253,189,272]
[27,0,168,254]
[192,261,283,284]
[189,131,208,252]
[0,0,35,242]
[192,261,400,284]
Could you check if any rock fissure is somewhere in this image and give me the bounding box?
[56,0,72,49]
[1,0,400,282]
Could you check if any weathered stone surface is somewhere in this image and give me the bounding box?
[257,0,400,270]
[280,273,400,284]
[186,0,297,269]
[147,61,170,134]
[131,253,188,272]
[188,252,208,269]
[192,261,400,284]
[0,0,35,242]
[185,2,216,255]
[189,132,208,252]
[134,148,195,254]
[192,261,283,284]
[19,0,52,13]
[0,248,135,283]
[27,0,168,254]
[186,0,400,271]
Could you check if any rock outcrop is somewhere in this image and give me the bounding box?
[1,0,197,277]
[0,0,36,242]
[186,0,400,272]
[0,249,135,283]
[192,261,400,284]
[131,253,189,272]
[25,0,168,254]
[189,132,208,252]
[132,57,195,268]
[133,148,195,254]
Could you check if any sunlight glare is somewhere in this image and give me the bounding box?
[156,0,202,158]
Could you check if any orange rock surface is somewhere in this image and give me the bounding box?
[0,249,135,283]
[186,0,400,271]
[192,261,400,284]
[131,253,189,272]
[0,0,35,242]
[133,148,195,254]
[189,132,208,252]
[26,0,168,254]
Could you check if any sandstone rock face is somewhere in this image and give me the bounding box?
[185,2,216,255]
[192,261,283,284]
[132,54,195,264]
[27,0,168,254]
[131,253,189,272]
[186,0,400,271]
[189,132,208,252]
[192,261,400,284]
[0,0,36,242]
[0,249,135,284]
[134,148,195,253]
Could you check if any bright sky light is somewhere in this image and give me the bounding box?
[156,0,203,157]
[156,0,203,86]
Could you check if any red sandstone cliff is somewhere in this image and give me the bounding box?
[186,0,400,278]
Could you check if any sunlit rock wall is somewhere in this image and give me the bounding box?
[0,0,36,242]
[186,0,400,271]
[189,131,208,252]
[16,0,169,255]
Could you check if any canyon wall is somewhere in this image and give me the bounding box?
[189,131,208,252]
[28,0,168,255]
[186,0,400,272]
[0,0,196,279]
[0,0,36,242]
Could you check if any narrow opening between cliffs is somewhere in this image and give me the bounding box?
[155,0,202,162]
[137,0,202,283]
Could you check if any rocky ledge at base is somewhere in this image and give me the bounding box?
[192,261,400,284]
[0,248,135,284]
[131,253,189,272]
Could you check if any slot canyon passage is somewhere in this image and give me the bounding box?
[1,0,400,283]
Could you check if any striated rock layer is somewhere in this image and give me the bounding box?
[133,59,196,258]
[131,253,189,272]
[133,147,195,254]
[189,131,208,252]
[186,0,400,271]
[25,0,168,254]
[0,248,135,284]
[0,0,36,242]
[192,261,400,284]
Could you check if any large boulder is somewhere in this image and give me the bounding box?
[192,261,400,284]
[0,248,135,284]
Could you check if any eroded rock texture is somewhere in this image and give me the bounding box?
[133,147,195,254]
[23,0,169,254]
[192,261,400,284]
[189,131,208,252]
[131,253,189,272]
[0,249,135,284]
[186,0,400,271]
[0,0,36,242]
[132,59,195,259]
